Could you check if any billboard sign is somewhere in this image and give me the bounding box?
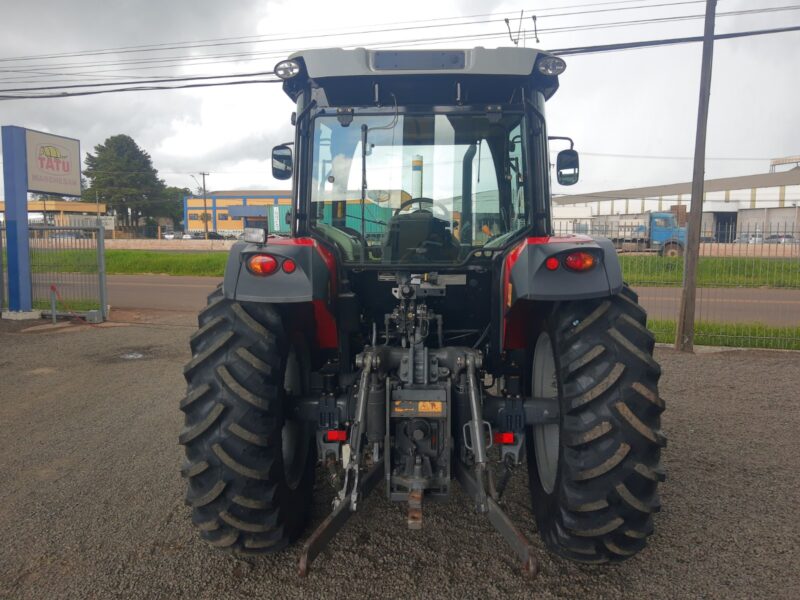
[25,129,81,197]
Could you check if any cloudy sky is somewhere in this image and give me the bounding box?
[1,0,799,198]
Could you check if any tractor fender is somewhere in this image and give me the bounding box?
[223,239,334,303]
[503,235,623,304]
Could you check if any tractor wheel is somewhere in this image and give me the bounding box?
[180,286,315,553]
[526,285,665,563]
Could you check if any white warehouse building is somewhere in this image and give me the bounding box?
[553,165,800,242]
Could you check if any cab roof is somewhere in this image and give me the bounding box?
[280,47,562,104]
[288,47,542,79]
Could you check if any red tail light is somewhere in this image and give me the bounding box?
[282,258,297,274]
[325,429,348,442]
[493,432,515,445]
[247,254,278,275]
[564,251,596,272]
[545,256,560,271]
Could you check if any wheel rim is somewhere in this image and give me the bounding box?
[282,346,310,490]
[532,332,560,495]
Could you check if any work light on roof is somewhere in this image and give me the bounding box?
[536,56,566,76]
[274,59,301,79]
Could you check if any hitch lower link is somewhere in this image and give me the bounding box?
[298,352,383,577]
[298,351,539,578]
[457,354,539,577]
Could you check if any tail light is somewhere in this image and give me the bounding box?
[564,251,596,272]
[325,429,348,442]
[545,256,560,271]
[246,254,301,276]
[247,254,278,275]
[493,432,515,445]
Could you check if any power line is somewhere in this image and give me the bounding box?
[0,78,281,101]
[2,20,799,100]
[568,152,778,161]
[551,23,800,54]
[1,3,792,89]
[0,70,275,94]
[0,2,711,76]
[0,0,737,83]
[0,0,699,64]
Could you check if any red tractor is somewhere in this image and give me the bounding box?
[180,47,665,575]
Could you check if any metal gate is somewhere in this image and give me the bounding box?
[1,225,107,321]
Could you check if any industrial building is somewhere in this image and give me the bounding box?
[0,199,108,227]
[183,190,292,235]
[553,166,800,241]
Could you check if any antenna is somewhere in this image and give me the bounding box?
[505,11,540,47]
[504,11,525,46]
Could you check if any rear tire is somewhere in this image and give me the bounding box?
[526,285,666,563]
[180,286,315,553]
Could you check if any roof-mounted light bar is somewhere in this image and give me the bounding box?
[535,56,566,76]
[274,59,301,79]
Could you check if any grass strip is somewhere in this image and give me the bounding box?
[620,255,800,289]
[7,250,800,286]
[19,249,227,277]
[105,250,226,276]
[32,298,101,312]
[648,319,800,351]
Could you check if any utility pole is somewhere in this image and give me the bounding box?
[200,171,209,240]
[192,172,210,240]
[675,0,717,352]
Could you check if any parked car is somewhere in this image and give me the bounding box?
[181,232,194,240]
[733,234,764,244]
[51,231,88,240]
[186,231,225,240]
[162,231,176,240]
[764,234,798,244]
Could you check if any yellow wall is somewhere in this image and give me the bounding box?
[186,196,291,231]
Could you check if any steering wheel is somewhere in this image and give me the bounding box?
[395,196,435,216]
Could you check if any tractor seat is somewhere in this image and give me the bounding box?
[381,211,459,263]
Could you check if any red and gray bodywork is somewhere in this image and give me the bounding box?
[209,46,639,575]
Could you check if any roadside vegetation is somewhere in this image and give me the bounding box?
[17,250,799,286]
[620,255,800,288]
[32,299,101,313]
[104,250,227,276]
[23,249,228,277]
[649,319,800,351]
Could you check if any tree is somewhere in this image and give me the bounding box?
[157,186,191,228]
[83,135,165,227]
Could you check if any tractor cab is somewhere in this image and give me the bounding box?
[271,48,577,267]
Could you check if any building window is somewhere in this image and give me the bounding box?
[189,214,199,221]
[218,214,229,221]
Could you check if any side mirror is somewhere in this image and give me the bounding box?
[556,149,579,186]
[272,145,293,180]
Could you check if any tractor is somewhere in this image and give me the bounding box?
[179,47,665,575]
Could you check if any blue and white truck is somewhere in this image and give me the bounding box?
[590,211,687,256]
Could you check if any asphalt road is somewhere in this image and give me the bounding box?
[103,274,800,327]
[1,315,798,599]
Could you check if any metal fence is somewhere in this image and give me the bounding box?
[1,225,107,321]
[553,221,800,350]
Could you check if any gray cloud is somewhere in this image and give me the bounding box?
[1,0,799,197]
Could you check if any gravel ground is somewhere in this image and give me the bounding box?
[1,312,798,599]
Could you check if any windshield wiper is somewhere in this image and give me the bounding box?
[360,123,369,246]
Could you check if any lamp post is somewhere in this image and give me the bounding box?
[191,173,210,240]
